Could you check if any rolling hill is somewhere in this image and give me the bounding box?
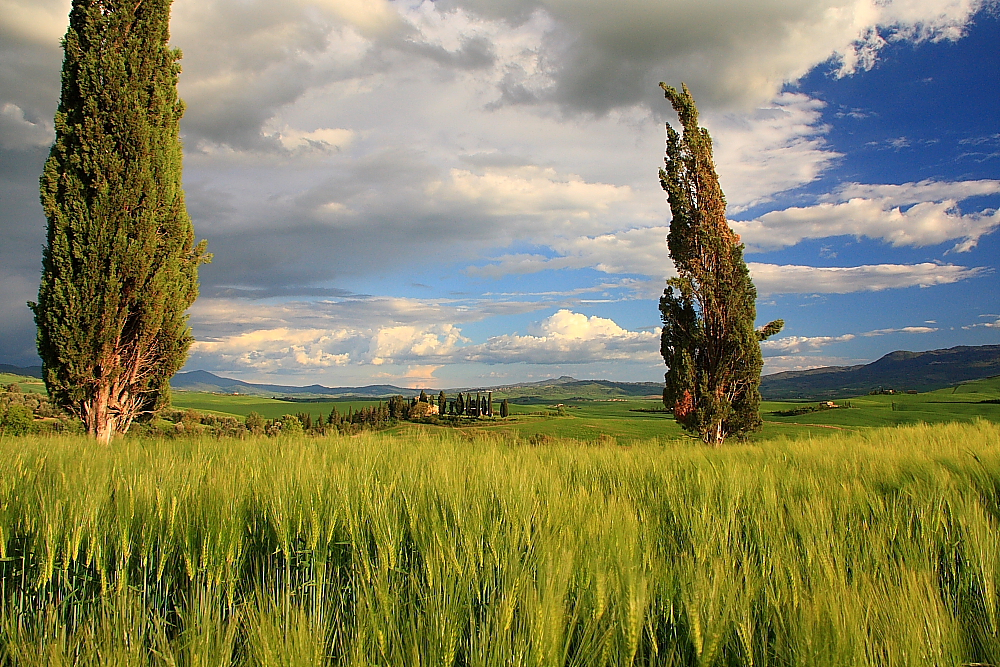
[169,370,663,401]
[0,364,41,378]
[170,370,417,398]
[8,344,1000,402]
[760,344,1000,400]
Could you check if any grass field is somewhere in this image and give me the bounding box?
[169,375,1000,443]
[2,422,1000,665]
[168,391,389,421]
[0,373,45,394]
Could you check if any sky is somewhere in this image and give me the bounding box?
[2,0,999,389]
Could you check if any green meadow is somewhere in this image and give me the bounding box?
[168,374,1000,442]
[2,422,1000,665]
[5,377,1000,664]
[167,391,390,421]
[0,374,45,395]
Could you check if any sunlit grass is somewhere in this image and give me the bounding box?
[1,422,999,665]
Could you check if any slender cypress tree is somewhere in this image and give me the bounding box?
[32,0,208,444]
[658,83,782,445]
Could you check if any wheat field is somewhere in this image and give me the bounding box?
[1,421,998,665]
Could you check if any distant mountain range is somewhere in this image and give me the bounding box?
[759,344,1000,400]
[5,344,1000,401]
[169,344,1000,401]
[0,364,41,378]
[169,370,664,400]
[170,369,418,398]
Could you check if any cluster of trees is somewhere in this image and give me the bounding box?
[166,391,516,439]
[0,383,78,435]
[401,391,512,421]
[447,392,494,418]
[243,404,395,437]
[153,404,396,438]
[112,392,516,440]
[323,403,396,431]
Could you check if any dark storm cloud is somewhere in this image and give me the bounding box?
[400,34,496,70]
[0,145,49,364]
[443,0,987,115]
[192,157,477,290]
[0,10,63,130]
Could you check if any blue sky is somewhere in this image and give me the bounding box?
[1,0,998,388]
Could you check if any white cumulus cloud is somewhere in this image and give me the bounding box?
[368,324,468,365]
[861,326,938,336]
[761,334,857,356]
[749,261,988,295]
[463,310,659,365]
[267,126,356,153]
[0,103,53,150]
[190,327,355,372]
[430,166,632,219]
[711,94,840,211]
[733,179,1000,252]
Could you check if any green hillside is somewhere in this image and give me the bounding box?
[490,378,662,402]
[170,378,1000,444]
[169,391,387,421]
[0,373,46,394]
[761,344,1000,399]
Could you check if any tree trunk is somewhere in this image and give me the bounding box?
[703,421,726,446]
[83,379,141,444]
[85,384,116,445]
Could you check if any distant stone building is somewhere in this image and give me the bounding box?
[409,401,439,418]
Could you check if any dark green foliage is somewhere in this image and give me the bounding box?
[658,83,782,445]
[0,404,34,436]
[32,0,208,443]
[297,412,313,430]
[245,411,265,435]
[500,398,509,418]
[278,415,303,435]
[419,390,429,403]
[0,383,76,434]
[309,401,394,433]
[438,390,446,414]
[388,395,409,420]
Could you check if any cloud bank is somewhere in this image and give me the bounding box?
[0,0,994,380]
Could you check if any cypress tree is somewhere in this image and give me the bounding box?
[33,0,209,443]
[658,83,783,445]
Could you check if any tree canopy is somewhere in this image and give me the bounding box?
[33,0,208,443]
[658,83,782,445]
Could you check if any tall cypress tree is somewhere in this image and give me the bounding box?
[658,83,782,445]
[32,0,208,444]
